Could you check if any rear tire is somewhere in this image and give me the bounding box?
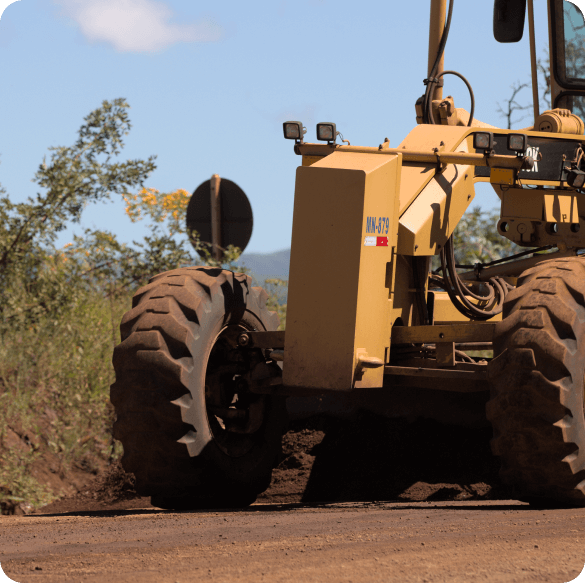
[110,267,287,509]
[487,257,585,506]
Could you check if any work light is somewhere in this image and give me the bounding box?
[283,121,305,142]
[567,169,585,189]
[508,133,528,153]
[473,132,494,151]
[316,122,337,143]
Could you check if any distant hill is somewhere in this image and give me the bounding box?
[236,248,290,282]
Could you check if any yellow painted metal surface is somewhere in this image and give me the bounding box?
[502,189,543,219]
[283,151,402,391]
[396,125,473,214]
[430,291,502,324]
[500,188,585,247]
[391,322,497,344]
[544,193,579,223]
[397,138,475,256]
[389,254,416,327]
[302,155,323,167]
[490,167,515,186]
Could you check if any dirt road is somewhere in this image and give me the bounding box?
[2,500,585,583]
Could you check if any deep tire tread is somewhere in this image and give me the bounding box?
[111,267,284,504]
[487,257,585,505]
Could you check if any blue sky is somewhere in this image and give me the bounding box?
[0,0,553,254]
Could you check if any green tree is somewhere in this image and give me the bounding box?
[452,206,519,266]
[0,98,248,326]
[0,99,159,323]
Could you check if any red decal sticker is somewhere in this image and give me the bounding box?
[376,237,389,246]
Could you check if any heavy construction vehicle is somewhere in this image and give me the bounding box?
[110,0,585,508]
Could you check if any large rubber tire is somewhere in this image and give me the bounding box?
[487,257,585,506]
[110,267,287,509]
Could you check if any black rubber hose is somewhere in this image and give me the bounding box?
[431,70,475,127]
[439,235,510,320]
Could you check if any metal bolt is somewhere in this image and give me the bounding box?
[238,333,250,347]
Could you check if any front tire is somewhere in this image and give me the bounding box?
[487,257,585,506]
[110,267,287,509]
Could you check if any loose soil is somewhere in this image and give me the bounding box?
[3,501,585,582]
[35,413,507,515]
[4,413,585,582]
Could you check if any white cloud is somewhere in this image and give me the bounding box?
[55,0,223,53]
[0,1,20,22]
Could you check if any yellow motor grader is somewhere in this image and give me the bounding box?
[111,0,585,508]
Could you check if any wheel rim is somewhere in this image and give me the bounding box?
[204,323,269,457]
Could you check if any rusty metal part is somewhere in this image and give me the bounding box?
[391,323,496,345]
[393,342,492,352]
[455,342,492,350]
[385,364,487,381]
[385,356,489,393]
[242,331,285,349]
[436,342,456,367]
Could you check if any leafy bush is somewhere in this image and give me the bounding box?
[0,99,249,511]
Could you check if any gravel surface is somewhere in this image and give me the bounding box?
[3,414,584,581]
[2,501,585,582]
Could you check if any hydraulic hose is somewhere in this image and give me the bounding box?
[430,70,475,127]
[439,235,512,320]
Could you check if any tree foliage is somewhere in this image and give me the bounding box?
[452,206,519,266]
[0,99,242,327]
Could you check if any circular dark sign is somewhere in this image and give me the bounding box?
[186,177,253,260]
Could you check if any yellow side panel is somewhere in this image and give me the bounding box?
[283,151,402,391]
[397,125,473,214]
[397,138,475,256]
[431,291,502,324]
[490,168,515,186]
[544,193,579,223]
[502,189,544,219]
[302,155,323,167]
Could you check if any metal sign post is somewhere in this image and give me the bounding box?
[186,176,253,261]
[210,174,222,261]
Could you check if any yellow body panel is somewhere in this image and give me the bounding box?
[500,188,585,247]
[490,168,515,186]
[544,193,579,223]
[502,189,544,219]
[283,151,402,391]
[397,137,475,256]
[396,125,473,214]
[431,291,502,324]
[302,155,322,167]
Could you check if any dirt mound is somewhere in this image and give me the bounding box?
[36,413,508,514]
[37,461,149,514]
[260,412,507,504]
